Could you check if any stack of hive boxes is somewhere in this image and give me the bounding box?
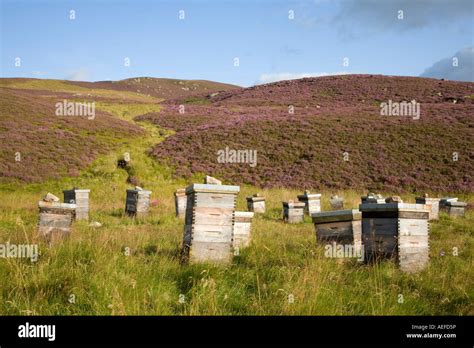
[63,188,90,221]
[182,182,240,264]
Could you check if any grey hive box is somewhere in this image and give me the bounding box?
[330,196,344,210]
[246,194,266,213]
[63,188,90,221]
[415,196,440,220]
[182,183,240,264]
[174,188,187,218]
[442,201,467,217]
[359,203,430,273]
[283,201,305,223]
[125,188,152,217]
[233,211,255,248]
[38,201,76,242]
[297,191,321,215]
[312,209,362,249]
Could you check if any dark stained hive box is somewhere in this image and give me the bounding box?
[125,188,152,217]
[297,191,321,215]
[312,209,362,249]
[283,201,306,223]
[246,194,266,213]
[63,188,90,221]
[359,203,430,273]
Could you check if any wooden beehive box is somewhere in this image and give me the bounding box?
[233,211,255,249]
[283,201,305,223]
[125,188,152,217]
[415,196,440,220]
[63,188,90,221]
[312,209,362,249]
[297,191,321,215]
[359,203,430,273]
[174,188,187,218]
[361,195,386,204]
[38,201,76,242]
[182,183,240,264]
[330,196,344,210]
[246,194,266,213]
[442,201,467,217]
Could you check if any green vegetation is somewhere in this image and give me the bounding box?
[0,102,472,315]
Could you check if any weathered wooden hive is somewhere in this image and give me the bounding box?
[442,201,467,217]
[359,202,430,273]
[297,190,321,215]
[283,200,305,223]
[246,193,266,213]
[330,195,344,210]
[312,209,362,249]
[63,188,90,221]
[415,194,440,220]
[174,188,187,218]
[38,201,76,242]
[182,183,240,264]
[233,211,255,249]
[125,187,152,217]
[361,193,385,204]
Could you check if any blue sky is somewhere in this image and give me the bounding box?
[1,0,473,86]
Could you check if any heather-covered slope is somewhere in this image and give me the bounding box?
[0,87,145,182]
[139,75,474,193]
[67,77,240,100]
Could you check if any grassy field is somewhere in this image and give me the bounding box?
[0,102,472,315]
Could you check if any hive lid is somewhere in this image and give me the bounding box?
[64,188,90,193]
[234,211,255,218]
[38,201,77,209]
[359,203,430,213]
[246,195,265,202]
[444,201,467,207]
[297,192,322,199]
[186,183,240,194]
[174,188,186,196]
[312,209,361,223]
[283,201,306,208]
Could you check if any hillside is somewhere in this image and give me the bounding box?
[138,75,474,193]
[68,77,240,100]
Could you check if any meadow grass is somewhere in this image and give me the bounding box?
[0,103,472,316]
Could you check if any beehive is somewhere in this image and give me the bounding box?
[442,201,467,217]
[361,194,385,204]
[283,201,305,223]
[246,194,266,213]
[125,188,152,217]
[174,188,187,218]
[297,191,321,215]
[38,201,76,242]
[359,203,430,273]
[63,188,90,221]
[182,183,240,264]
[233,211,255,248]
[330,195,344,210]
[312,209,362,249]
[415,196,440,220]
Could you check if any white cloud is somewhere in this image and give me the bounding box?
[65,68,91,81]
[256,71,350,85]
[420,47,474,82]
